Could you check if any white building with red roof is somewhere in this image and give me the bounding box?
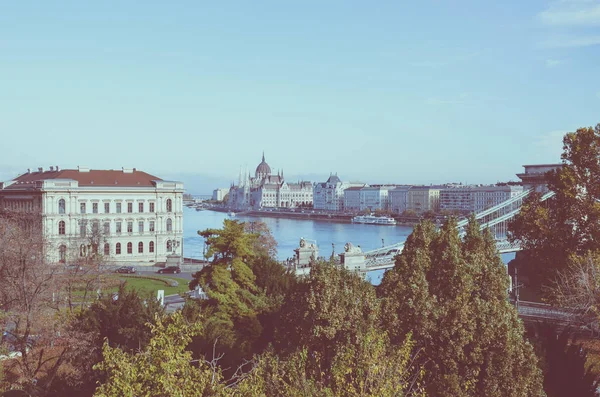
[0,166,184,265]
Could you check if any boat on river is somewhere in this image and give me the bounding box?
[352,215,397,225]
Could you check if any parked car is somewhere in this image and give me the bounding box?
[64,264,83,272]
[115,266,136,274]
[157,266,181,274]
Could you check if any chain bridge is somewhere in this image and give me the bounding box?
[361,189,556,271]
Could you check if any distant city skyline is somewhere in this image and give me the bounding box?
[2,1,598,188]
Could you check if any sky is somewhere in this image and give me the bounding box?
[1,0,600,192]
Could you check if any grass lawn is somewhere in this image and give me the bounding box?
[106,275,191,296]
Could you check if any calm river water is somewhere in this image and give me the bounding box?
[182,207,414,284]
[182,208,516,285]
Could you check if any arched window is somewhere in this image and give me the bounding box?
[166,218,172,232]
[59,245,66,263]
[166,199,172,212]
[166,240,172,252]
[58,221,65,235]
[116,243,121,255]
[149,241,154,253]
[138,242,143,253]
[104,243,110,256]
[80,244,86,257]
[58,199,65,214]
[127,242,132,254]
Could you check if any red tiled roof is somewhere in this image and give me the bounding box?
[11,169,162,187]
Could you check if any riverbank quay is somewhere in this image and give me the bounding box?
[205,207,420,226]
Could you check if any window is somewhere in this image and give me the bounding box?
[92,221,99,234]
[116,243,121,255]
[58,199,65,214]
[116,221,122,234]
[127,242,132,254]
[149,221,155,232]
[127,202,133,213]
[58,221,65,235]
[139,202,144,213]
[104,243,110,256]
[93,203,98,214]
[59,245,66,263]
[149,241,154,253]
[138,242,143,253]
[80,221,87,237]
[138,221,144,233]
[80,244,86,257]
[166,240,172,252]
[166,199,172,212]
[127,221,133,233]
[166,218,172,232]
[104,203,110,213]
[104,222,110,235]
[149,202,155,212]
[80,202,86,214]
[116,203,122,213]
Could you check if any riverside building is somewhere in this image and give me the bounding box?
[439,185,523,214]
[0,166,184,265]
[313,174,364,212]
[228,153,313,210]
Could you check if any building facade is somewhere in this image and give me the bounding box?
[0,167,184,265]
[407,186,440,214]
[313,174,364,212]
[228,153,313,210]
[389,186,412,214]
[212,188,230,202]
[440,185,524,213]
[343,187,363,211]
[516,164,563,193]
[359,186,393,212]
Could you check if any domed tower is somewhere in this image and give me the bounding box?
[255,152,271,180]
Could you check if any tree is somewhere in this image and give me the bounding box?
[526,323,600,397]
[59,218,111,312]
[547,251,600,330]
[0,213,67,395]
[509,124,600,292]
[188,220,271,377]
[243,221,277,259]
[378,217,544,397]
[47,286,165,396]
[274,262,424,396]
[93,312,225,397]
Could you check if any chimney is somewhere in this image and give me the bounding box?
[26,168,31,174]
[56,165,59,171]
[49,166,54,172]
[38,167,43,173]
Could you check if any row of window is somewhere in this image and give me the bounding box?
[58,240,177,262]
[58,199,173,214]
[58,219,173,236]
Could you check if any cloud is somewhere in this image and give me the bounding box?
[538,1,600,26]
[543,35,600,47]
[545,58,563,67]
[536,1,600,47]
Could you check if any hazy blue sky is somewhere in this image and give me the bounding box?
[1,1,599,187]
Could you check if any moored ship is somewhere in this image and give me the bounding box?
[352,215,397,225]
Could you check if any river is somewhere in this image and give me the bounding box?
[181,208,516,285]
[182,207,414,284]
